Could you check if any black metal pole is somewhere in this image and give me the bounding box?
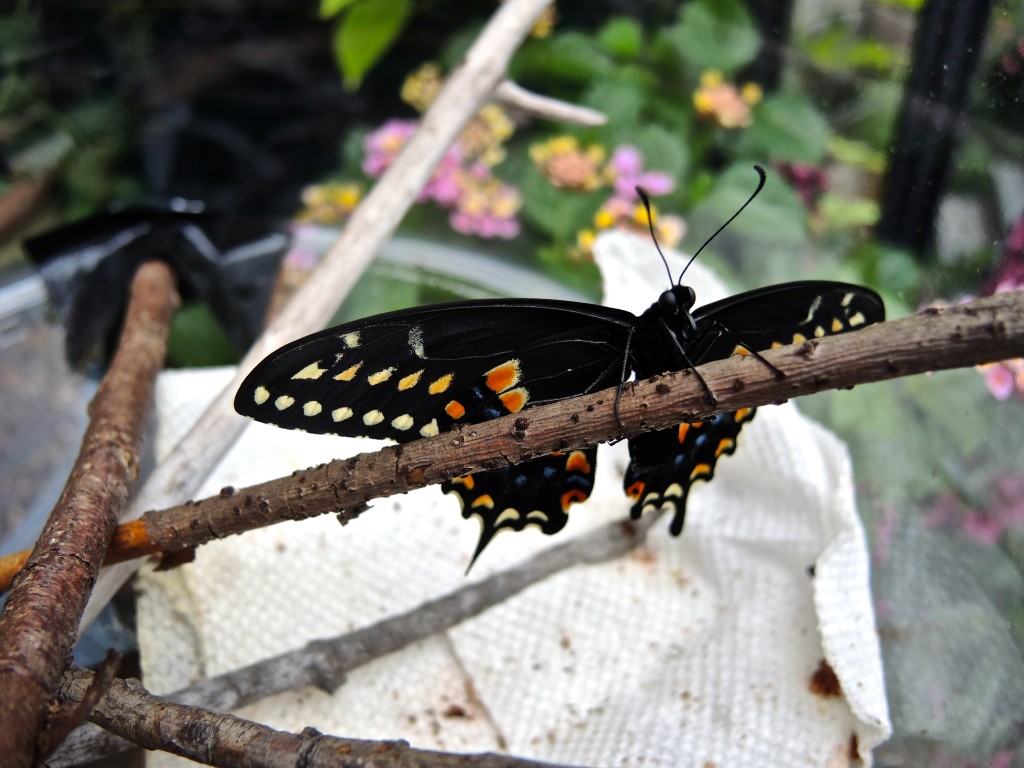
[876,0,993,255]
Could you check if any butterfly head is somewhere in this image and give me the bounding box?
[656,284,696,317]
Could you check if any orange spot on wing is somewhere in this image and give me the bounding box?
[626,480,646,500]
[677,423,690,443]
[561,489,589,511]
[499,387,529,413]
[715,438,735,457]
[732,345,750,356]
[452,475,474,489]
[484,360,521,393]
[734,407,754,422]
[565,450,592,474]
[445,400,466,419]
[472,494,494,508]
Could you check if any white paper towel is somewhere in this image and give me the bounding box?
[138,231,890,766]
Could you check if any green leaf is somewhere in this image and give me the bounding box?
[519,167,603,241]
[319,0,358,19]
[658,0,760,76]
[581,79,644,127]
[692,163,807,244]
[332,0,411,90]
[511,32,612,85]
[627,124,690,183]
[818,193,880,229]
[597,17,643,60]
[167,303,239,367]
[735,93,829,163]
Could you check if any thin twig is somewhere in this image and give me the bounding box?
[46,513,660,767]
[0,261,179,768]
[494,81,607,125]
[0,291,1020,588]
[82,0,559,630]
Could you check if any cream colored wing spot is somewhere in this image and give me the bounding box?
[814,325,826,338]
[332,407,353,422]
[841,292,854,307]
[303,401,323,417]
[391,414,414,431]
[334,361,363,381]
[663,483,684,498]
[849,311,866,327]
[409,326,426,359]
[292,362,326,380]
[363,410,385,426]
[254,386,270,405]
[274,395,295,410]
[419,419,439,438]
[343,332,360,348]
[367,367,395,386]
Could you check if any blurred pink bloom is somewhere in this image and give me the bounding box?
[924,474,1024,545]
[776,161,830,211]
[607,145,675,198]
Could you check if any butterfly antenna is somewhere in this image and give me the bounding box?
[636,186,674,288]
[677,164,767,284]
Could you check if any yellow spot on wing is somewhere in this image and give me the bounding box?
[363,410,384,426]
[254,386,270,405]
[792,332,807,344]
[343,332,360,348]
[472,494,494,508]
[275,395,295,410]
[429,373,454,394]
[335,361,363,381]
[690,463,712,480]
[445,400,466,419]
[419,419,439,438]
[368,367,395,385]
[293,362,326,380]
[303,401,323,417]
[398,369,424,391]
[849,311,866,327]
[814,325,826,337]
[499,387,529,413]
[332,407,353,422]
[484,360,521,392]
[831,317,844,332]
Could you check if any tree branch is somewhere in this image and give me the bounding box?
[2,289,1019,588]
[0,260,179,768]
[46,513,659,767]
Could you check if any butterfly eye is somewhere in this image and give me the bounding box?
[678,285,696,310]
[657,290,677,315]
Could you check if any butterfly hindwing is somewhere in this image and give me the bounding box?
[443,447,597,567]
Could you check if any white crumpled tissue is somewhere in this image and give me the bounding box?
[138,230,891,767]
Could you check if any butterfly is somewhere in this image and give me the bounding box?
[234,170,885,566]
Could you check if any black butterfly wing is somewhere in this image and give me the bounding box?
[235,299,636,561]
[624,282,884,534]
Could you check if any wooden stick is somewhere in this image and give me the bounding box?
[0,261,179,768]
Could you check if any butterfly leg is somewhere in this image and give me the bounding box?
[661,320,718,407]
[699,320,785,379]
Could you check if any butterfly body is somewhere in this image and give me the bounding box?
[235,279,883,565]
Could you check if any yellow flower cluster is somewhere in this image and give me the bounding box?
[529,136,606,191]
[297,182,363,224]
[693,70,762,129]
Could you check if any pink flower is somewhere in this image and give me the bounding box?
[924,474,1024,545]
[607,145,675,199]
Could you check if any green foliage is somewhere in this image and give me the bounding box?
[655,0,760,77]
[693,163,807,244]
[512,32,614,86]
[167,303,239,368]
[328,0,412,90]
[736,93,830,163]
[597,17,643,61]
